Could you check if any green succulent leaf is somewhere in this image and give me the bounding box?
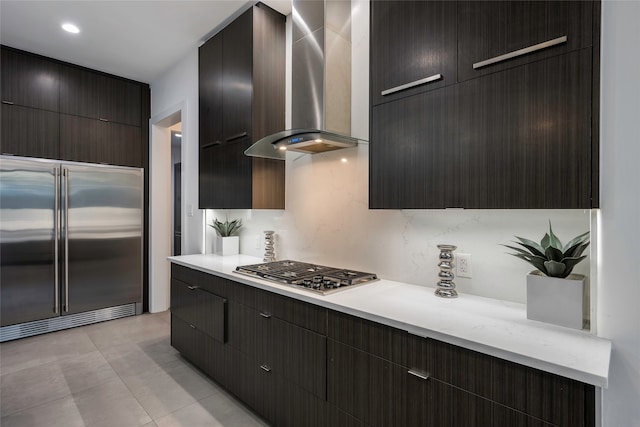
[508,253,548,275]
[513,237,545,256]
[543,260,567,277]
[562,230,590,253]
[504,222,590,279]
[564,242,590,259]
[547,221,563,250]
[545,246,564,262]
[561,255,587,276]
[209,217,243,237]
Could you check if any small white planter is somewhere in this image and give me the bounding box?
[526,271,586,330]
[214,236,239,256]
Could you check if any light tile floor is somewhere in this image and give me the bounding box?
[0,311,269,427]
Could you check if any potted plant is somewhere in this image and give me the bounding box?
[209,217,242,256]
[504,222,590,329]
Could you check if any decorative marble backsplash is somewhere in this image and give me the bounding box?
[205,143,592,304]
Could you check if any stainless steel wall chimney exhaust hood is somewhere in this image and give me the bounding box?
[245,0,358,160]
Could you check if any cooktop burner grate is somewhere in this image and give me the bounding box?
[234,260,378,295]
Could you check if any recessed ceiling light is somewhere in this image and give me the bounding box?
[61,23,80,34]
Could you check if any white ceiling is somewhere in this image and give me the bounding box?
[0,1,292,84]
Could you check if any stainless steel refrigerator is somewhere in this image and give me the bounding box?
[0,156,143,341]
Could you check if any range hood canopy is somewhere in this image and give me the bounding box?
[245,0,359,160]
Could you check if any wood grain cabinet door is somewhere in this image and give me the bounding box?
[463,49,593,208]
[1,104,59,158]
[370,1,457,106]
[1,47,59,111]
[198,34,223,149]
[327,339,407,427]
[458,1,594,82]
[370,86,465,209]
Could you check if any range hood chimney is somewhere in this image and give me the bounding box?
[245,0,358,160]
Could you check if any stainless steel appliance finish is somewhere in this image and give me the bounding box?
[0,156,143,341]
[245,0,359,159]
[235,260,378,295]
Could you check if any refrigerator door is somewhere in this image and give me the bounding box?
[62,164,142,315]
[0,157,59,326]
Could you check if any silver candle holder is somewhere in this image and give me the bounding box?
[435,244,458,298]
[263,231,276,262]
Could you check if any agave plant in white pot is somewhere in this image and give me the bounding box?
[504,222,590,329]
[209,217,242,256]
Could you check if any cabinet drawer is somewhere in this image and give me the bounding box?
[171,314,226,383]
[491,357,593,427]
[327,339,407,427]
[255,289,327,334]
[406,373,493,427]
[171,264,251,302]
[328,311,406,365]
[170,278,226,343]
[255,313,326,398]
[407,334,493,399]
[458,1,593,82]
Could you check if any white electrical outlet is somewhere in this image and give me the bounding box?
[457,253,472,278]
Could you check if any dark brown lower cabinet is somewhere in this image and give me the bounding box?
[170,278,226,343]
[170,267,595,427]
[328,340,407,427]
[255,313,326,398]
[1,104,59,159]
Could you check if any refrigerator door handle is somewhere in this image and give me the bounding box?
[54,167,60,314]
[63,168,69,313]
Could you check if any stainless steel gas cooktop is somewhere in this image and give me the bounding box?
[234,260,378,295]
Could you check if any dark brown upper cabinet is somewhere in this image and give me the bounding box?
[59,114,142,167]
[1,104,59,159]
[1,47,59,111]
[59,65,141,127]
[370,1,457,106]
[369,0,599,209]
[457,1,593,82]
[198,4,285,209]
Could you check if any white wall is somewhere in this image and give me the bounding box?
[148,49,202,312]
[598,1,640,426]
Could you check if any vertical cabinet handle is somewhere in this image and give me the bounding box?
[473,36,568,69]
[63,168,70,313]
[381,74,443,96]
[407,369,430,380]
[53,167,60,314]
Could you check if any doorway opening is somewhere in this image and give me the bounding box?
[171,129,182,256]
[149,109,183,312]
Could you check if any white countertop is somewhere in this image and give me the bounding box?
[168,254,611,388]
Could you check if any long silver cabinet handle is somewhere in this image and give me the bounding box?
[407,369,430,380]
[381,74,443,96]
[54,167,60,314]
[473,35,568,70]
[63,168,70,313]
[260,364,272,372]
